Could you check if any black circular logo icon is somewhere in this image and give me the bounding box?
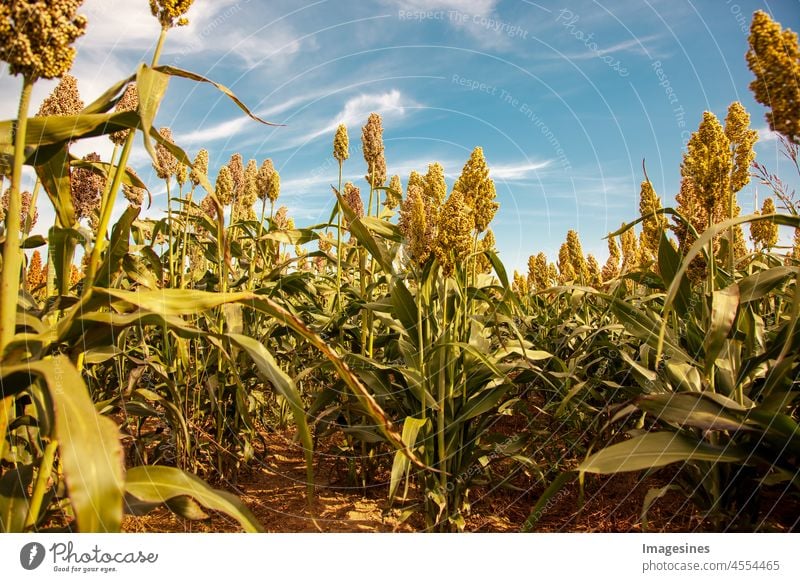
[20,542,46,570]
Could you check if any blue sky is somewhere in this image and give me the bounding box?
[2,0,799,272]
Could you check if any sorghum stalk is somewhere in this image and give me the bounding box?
[24,440,59,530]
[166,179,175,285]
[336,160,343,308]
[0,76,34,355]
[179,185,195,289]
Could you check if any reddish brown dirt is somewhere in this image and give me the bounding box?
[124,430,797,533]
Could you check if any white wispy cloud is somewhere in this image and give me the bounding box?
[563,34,663,61]
[254,89,419,155]
[491,160,552,180]
[756,127,780,143]
[178,94,317,144]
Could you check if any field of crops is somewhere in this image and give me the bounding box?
[0,1,798,533]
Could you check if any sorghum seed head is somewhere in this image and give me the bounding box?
[0,0,88,80]
[557,242,576,283]
[227,153,244,199]
[71,152,104,222]
[1,188,38,229]
[424,162,447,208]
[333,123,349,162]
[639,180,664,259]
[273,205,290,230]
[527,252,548,291]
[398,184,433,266]
[751,197,779,249]
[385,174,402,210]
[109,83,138,145]
[512,270,529,296]
[153,127,178,180]
[724,101,758,194]
[587,254,601,287]
[747,11,800,143]
[361,113,387,187]
[453,147,498,233]
[190,148,208,187]
[343,182,364,225]
[149,0,194,29]
[433,189,473,276]
[233,159,258,222]
[318,231,334,253]
[681,111,731,213]
[122,167,145,207]
[215,165,234,206]
[601,235,620,282]
[36,73,83,116]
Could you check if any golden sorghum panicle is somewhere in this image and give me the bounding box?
[109,83,138,145]
[587,254,601,287]
[154,127,178,180]
[547,263,559,286]
[424,162,447,207]
[273,205,290,230]
[318,231,334,253]
[0,0,87,80]
[672,177,711,281]
[256,159,274,201]
[639,180,664,259]
[362,113,387,187]
[233,159,258,222]
[407,170,425,193]
[475,228,496,274]
[681,111,732,215]
[557,242,576,283]
[149,0,194,29]
[385,174,402,210]
[70,262,82,288]
[342,182,364,225]
[36,73,83,116]
[527,252,548,291]
[526,255,537,290]
[672,177,707,251]
[453,147,498,233]
[215,166,234,206]
[176,163,188,187]
[122,167,146,207]
[398,184,434,266]
[751,197,779,250]
[566,229,589,283]
[199,194,218,221]
[26,249,46,297]
[730,198,748,260]
[190,148,208,187]
[333,124,349,163]
[724,102,759,194]
[433,189,473,276]
[227,153,245,200]
[747,11,800,142]
[512,270,529,296]
[258,160,280,203]
[619,226,639,274]
[601,234,620,282]
[71,152,104,224]
[1,188,38,229]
